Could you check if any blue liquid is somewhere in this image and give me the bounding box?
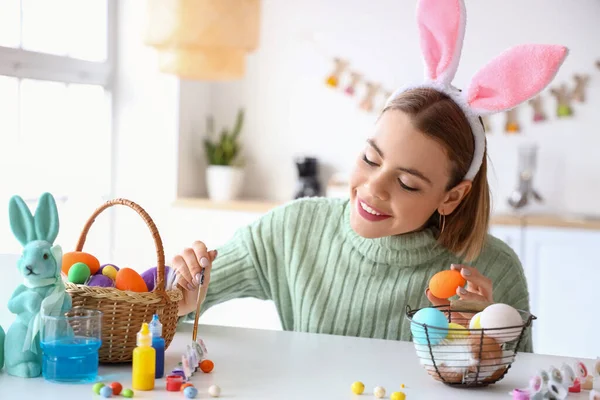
[152,336,165,378]
[41,336,102,383]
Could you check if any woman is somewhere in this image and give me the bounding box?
[172,0,567,354]
[174,87,530,348]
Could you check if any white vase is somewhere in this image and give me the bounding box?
[206,165,244,201]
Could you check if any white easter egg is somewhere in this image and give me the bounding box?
[479,303,522,343]
[373,386,386,398]
[208,385,221,397]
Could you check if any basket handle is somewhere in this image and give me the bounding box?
[75,198,167,293]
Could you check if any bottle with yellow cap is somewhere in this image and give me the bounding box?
[132,322,156,390]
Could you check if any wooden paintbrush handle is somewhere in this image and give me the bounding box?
[192,269,207,341]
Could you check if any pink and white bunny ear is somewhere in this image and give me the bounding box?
[465,44,568,115]
[417,0,466,85]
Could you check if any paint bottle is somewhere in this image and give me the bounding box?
[149,314,165,379]
[132,322,155,390]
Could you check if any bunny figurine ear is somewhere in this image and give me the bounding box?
[417,0,466,85]
[465,44,569,115]
[33,192,60,245]
[9,195,35,246]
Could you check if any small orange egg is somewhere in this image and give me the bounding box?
[109,382,123,395]
[200,359,214,373]
[180,383,194,392]
[115,268,148,292]
[62,251,100,276]
[429,269,466,299]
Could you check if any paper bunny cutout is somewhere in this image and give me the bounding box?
[360,81,380,112]
[345,71,362,96]
[528,96,548,122]
[550,84,573,118]
[325,58,348,88]
[386,0,568,180]
[4,193,72,378]
[504,108,521,134]
[571,74,590,103]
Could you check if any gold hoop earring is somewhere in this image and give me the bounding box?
[439,212,446,234]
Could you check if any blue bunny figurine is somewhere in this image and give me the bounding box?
[4,193,72,378]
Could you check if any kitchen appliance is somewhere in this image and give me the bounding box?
[508,143,543,210]
[294,157,322,199]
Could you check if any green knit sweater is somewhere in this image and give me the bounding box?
[196,197,533,352]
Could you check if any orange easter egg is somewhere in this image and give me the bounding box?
[180,383,194,392]
[429,269,466,299]
[62,251,100,276]
[115,268,149,292]
[200,359,214,373]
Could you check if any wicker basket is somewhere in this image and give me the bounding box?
[64,198,183,363]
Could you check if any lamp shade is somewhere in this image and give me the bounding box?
[158,48,246,80]
[144,0,261,80]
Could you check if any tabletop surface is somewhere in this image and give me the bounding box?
[0,323,594,399]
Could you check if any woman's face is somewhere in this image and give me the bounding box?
[349,109,471,238]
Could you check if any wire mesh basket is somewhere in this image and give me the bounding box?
[405,304,536,387]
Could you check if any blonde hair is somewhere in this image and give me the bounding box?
[382,88,490,261]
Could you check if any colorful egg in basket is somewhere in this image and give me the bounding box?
[405,303,535,387]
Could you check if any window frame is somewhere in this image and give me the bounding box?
[0,1,118,258]
[0,1,116,87]
[0,0,117,201]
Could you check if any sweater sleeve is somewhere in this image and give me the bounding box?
[200,226,272,312]
[477,236,533,353]
[183,201,295,323]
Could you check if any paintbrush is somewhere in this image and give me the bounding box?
[190,268,206,362]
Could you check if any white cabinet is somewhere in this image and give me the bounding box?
[489,225,524,261]
[522,227,600,359]
[489,223,600,359]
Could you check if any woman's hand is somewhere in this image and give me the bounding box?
[426,264,493,307]
[172,240,217,316]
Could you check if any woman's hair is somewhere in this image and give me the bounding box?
[382,88,490,261]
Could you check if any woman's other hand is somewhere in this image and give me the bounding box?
[450,264,493,303]
[425,264,493,326]
[426,264,493,307]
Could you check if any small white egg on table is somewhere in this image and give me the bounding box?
[373,386,386,398]
[208,384,221,397]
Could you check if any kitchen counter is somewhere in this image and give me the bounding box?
[491,213,600,230]
[173,197,600,231]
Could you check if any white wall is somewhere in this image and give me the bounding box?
[110,0,180,269]
[178,0,600,216]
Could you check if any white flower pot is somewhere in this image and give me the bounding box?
[206,165,244,201]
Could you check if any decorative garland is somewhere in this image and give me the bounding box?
[324,58,600,135]
[324,58,394,115]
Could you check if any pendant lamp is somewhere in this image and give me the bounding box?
[144,0,261,80]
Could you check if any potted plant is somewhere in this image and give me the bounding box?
[203,109,245,201]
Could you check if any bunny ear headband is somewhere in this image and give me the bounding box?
[385,0,568,180]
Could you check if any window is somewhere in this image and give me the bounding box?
[0,0,115,257]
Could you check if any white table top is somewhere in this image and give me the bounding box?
[0,323,594,399]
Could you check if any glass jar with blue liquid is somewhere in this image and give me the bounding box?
[40,307,103,383]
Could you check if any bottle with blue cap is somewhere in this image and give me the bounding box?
[149,314,165,379]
